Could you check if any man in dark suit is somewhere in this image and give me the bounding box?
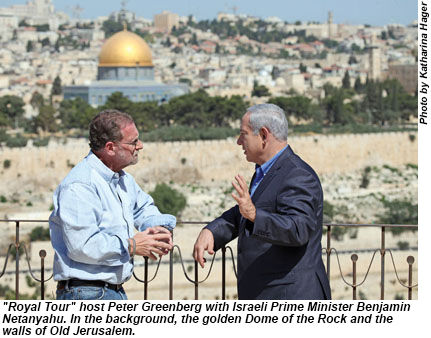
[193,103,331,300]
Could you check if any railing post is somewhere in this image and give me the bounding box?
[15,221,20,300]
[380,226,386,300]
[351,254,358,300]
[407,256,414,300]
[39,250,46,300]
[144,257,148,300]
[169,248,173,300]
[194,260,199,300]
[326,225,331,279]
[168,230,174,300]
[222,246,226,300]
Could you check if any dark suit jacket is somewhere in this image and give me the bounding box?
[206,146,331,300]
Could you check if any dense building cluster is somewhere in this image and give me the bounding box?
[0,1,417,122]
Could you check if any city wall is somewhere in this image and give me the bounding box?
[0,131,418,187]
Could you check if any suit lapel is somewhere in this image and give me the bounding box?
[251,146,294,203]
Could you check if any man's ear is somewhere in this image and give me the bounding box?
[104,141,116,155]
[259,127,270,144]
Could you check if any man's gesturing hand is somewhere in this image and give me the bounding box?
[133,226,173,260]
[231,174,256,222]
[193,229,214,268]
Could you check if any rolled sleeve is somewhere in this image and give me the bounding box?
[132,181,176,231]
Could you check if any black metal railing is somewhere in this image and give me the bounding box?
[0,220,418,300]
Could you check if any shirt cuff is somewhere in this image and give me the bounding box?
[141,214,176,231]
[115,235,132,261]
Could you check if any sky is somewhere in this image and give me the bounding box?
[0,0,418,26]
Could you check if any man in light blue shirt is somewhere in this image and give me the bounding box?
[49,109,176,300]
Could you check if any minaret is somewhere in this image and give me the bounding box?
[368,33,381,80]
[327,11,333,39]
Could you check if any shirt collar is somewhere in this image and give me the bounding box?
[255,144,289,175]
[86,150,125,186]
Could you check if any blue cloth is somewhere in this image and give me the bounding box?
[56,284,127,300]
[249,145,288,196]
[49,151,176,285]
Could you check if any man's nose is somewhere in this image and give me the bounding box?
[136,140,144,150]
[236,136,241,145]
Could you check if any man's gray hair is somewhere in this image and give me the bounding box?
[247,103,288,141]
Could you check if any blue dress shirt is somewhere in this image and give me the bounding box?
[249,145,288,196]
[49,151,176,284]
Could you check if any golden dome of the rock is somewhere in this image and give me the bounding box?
[98,29,153,67]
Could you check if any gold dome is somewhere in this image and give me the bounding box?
[98,29,153,67]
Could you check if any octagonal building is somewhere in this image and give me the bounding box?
[64,28,188,106]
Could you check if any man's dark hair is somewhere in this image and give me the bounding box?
[89,109,134,151]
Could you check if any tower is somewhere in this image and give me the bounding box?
[327,11,333,39]
[368,33,381,80]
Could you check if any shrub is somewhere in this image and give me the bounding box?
[32,137,50,147]
[394,293,404,300]
[377,198,418,235]
[29,226,50,241]
[359,166,371,188]
[397,241,410,250]
[149,183,187,217]
[141,126,238,142]
[5,134,27,148]
[330,226,348,241]
[0,129,8,142]
[3,159,11,169]
[358,290,368,300]
[9,245,24,261]
[323,200,335,222]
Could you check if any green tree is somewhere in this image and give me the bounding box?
[51,76,62,96]
[299,63,307,73]
[54,38,60,52]
[40,37,50,47]
[348,55,358,64]
[30,91,45,110]
[102,19,126,38]
[166,90,246,128]
[102,92,134,113]
[149,183,187,217]
[323,87,354,125]
[59,97,96,130]
[26,40,33,52]
[166,89,212,127]
[0,95,25,128]
[342,71,351,89]
[269,96,313,121]
[251,81,270,97]
[32,105,58,132]
[354,77,362,92]
[129,101,159,132]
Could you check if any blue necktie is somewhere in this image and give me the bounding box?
[250,166,264,197]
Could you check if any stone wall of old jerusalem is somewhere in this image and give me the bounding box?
[0,131,418,299]
[0,131,418,186]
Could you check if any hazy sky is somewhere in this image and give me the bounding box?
[1,0,417,26]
